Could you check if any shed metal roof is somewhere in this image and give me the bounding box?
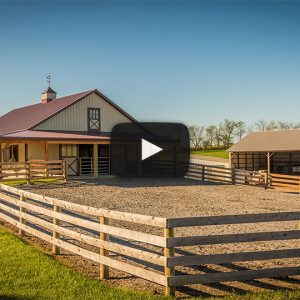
[0,89,137,136]
[228,130,300,152]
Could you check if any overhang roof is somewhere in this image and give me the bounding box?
[0,130,110,141]
[0,89,137,136]
[228,130,300,153]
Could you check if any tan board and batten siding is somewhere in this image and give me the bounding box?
[28,144,59,161]
[34,93,132,132]
[0,143,59,162]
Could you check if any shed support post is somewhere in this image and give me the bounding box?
[265,152,274,175]
[93,144,98,178]
[264,152,274,188]
[289,152,293,175]
[267,152,271,175]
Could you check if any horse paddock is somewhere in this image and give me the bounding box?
[7,178,300,297]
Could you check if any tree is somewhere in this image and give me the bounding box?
[277,121,294,130]
[214,126,223,148]
[188,125,205,150]
[220,119,237,148]
[205,125,217,148]
[255,119,268,131]
[255,119,277,131]
[265,120,277,131]
[235,121,247,140]
[202,139,210,150]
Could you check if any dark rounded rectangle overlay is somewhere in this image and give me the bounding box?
[110,122,190,178]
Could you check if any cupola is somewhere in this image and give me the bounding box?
[41,86,57,104]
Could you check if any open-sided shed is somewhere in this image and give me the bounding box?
[228,130,300,175]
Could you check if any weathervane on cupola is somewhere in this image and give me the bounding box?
[41,75,57,104]
[46,74,52,86]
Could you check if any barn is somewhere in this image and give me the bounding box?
[0,87,137,177]
[228,130,300,175]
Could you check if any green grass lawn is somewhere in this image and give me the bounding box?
[0,227,166,300]
[1,227,300,300]
[3,178,64,186]
[191,149,229,159]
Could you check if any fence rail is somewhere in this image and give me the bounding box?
[0,160,67,183]
[187,163,267,187]
[269,173,300,193]
[1,184,300,296]
[187,163,300,194]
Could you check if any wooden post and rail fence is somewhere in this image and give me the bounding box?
[0,160,67,184]
[187,162,300,194]
[1,184,300,297]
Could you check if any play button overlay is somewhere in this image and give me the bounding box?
[142,139,163,161]
[110,122,190,178]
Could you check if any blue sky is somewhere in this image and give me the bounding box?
[0,1,299,126]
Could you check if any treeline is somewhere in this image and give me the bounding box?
[189,119,300,150]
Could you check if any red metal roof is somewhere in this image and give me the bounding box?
[0,90,93,135]
[0,89,137,136]
[1,130,110,141]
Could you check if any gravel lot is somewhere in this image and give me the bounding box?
[20,177,300,297]
[26,177,300,217]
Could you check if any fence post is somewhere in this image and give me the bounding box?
[164,227,175,297]
[99,216,109,279]
[19,195,26,235]
[63,160,68,182]
[45,160,49,179]
[52,205,61,254]
[202,165,205,181]
[79,158,82,176]
[25,162,30,185]
[264,172,269,189]
[231,167,236,185]
[28,161,31,185]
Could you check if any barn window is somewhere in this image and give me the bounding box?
[4,145,19,162]
[88,108,100,132]
[61,145,77,157]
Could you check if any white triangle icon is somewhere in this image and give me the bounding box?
[141,139,163,161]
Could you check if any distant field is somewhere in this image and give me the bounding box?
[191,149,229,159]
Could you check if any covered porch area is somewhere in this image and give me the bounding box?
[0,131,111,177]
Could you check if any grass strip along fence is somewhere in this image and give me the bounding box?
[187,163,300,194]
[1,184,300,297]
[0,160,67,184]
